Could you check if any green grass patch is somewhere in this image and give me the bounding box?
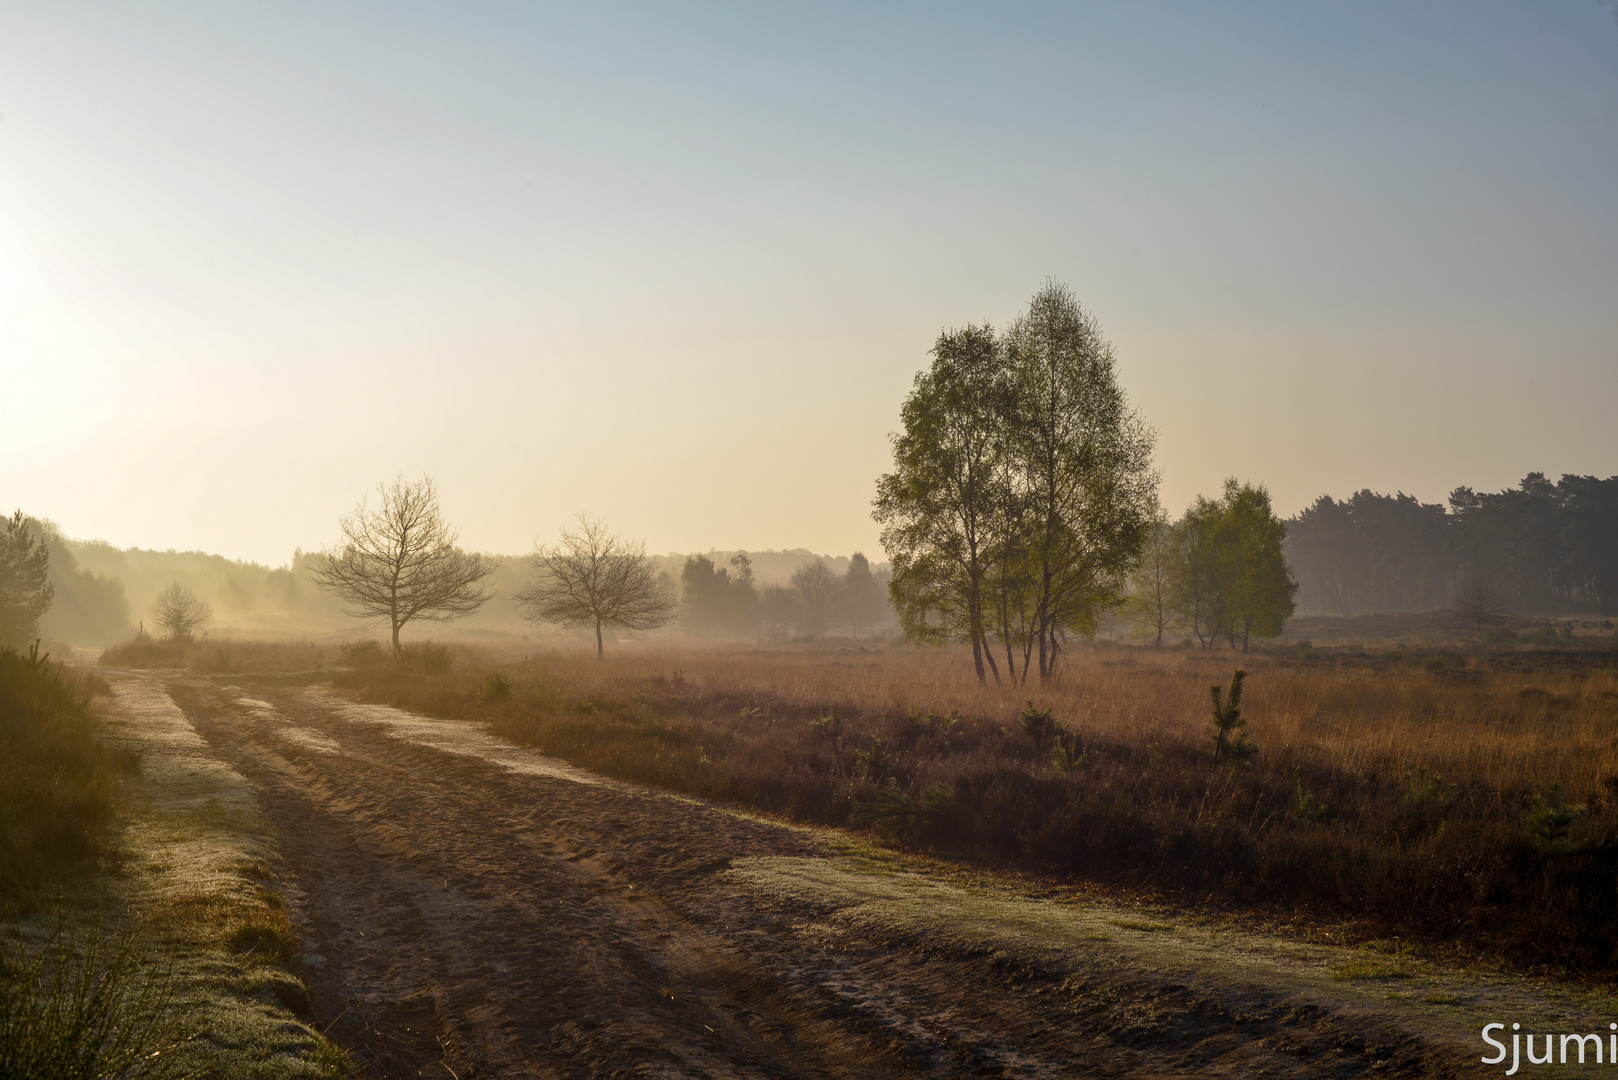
[1331,960,1413,981]
[1107,918,1175,933]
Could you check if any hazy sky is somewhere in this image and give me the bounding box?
[4,2,1616,565]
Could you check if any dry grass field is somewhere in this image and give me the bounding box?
[325,638,1618,971]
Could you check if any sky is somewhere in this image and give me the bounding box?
[3,1,1616,566]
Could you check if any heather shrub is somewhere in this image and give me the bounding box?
[331,643,1618,969]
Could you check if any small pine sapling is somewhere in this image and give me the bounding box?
[852,782,953,842]
[810,711,845,776]
[1287,768,1329,826]
[1019,702,1060,755]
[1525,783,1585,857]
[1051,729,1086,772]
[1209,669,1257,765]
[855,738,899,784]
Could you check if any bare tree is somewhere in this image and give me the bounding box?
[790,559,841,638]
[1453,578,1504,636]
[152,582,212,641]
[517,516,675,658]
[311,476,497,653]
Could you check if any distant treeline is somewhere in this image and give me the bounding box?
[679,552,891,640]
[17,519,890,647]
[1286,473,1618,617]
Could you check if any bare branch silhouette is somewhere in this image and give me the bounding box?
[311,476,497,653]
[517,516,675,658]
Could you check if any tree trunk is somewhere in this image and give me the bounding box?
[968,577,986,684]
[595,619,604,659]
[391,620,402,654]
[999,584,1016,682]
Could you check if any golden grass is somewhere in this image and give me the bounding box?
[280,636,1618,968]
[482,642,1618,800]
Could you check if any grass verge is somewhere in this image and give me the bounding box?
[1,648,351,1077]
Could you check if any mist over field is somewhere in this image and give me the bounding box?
[3,3,1617,1076]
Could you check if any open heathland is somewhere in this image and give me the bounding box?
[325,639,1618,971]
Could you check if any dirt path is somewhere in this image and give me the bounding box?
[137,676,1615,1078]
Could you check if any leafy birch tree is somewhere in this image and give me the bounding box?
[1000,281,1158,680]
[876,284,1158,683]
[874,323,1009,682]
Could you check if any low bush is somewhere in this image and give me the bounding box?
[0,646,129,903]
[101,636,346,675]
[396,641,454,675]
[339,639,388,668]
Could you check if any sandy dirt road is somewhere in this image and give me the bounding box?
[136,675,1615,1078]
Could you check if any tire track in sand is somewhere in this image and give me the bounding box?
[160,677,1599,1078]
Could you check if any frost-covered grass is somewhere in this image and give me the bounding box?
[2,673,352,1079]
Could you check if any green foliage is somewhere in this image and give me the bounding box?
[851,782,953,842]
[1018,702,1059,754]
[1173,481,1297,651]
[1125,513,1179,647]
[875,283,1157,684]
[854,738,899,784]
[875,321,1006,668]
[841,553,885,636]
[1208,669,1257,765]
[808,711,842,739]
[1015,702,1087,769]
[1050,729,1086,772]
[1525,783,1585,857]
[1287,769,1330,826]
[1289,474,1618,619]
[0,922,192,1078]
[0,511,54,649]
